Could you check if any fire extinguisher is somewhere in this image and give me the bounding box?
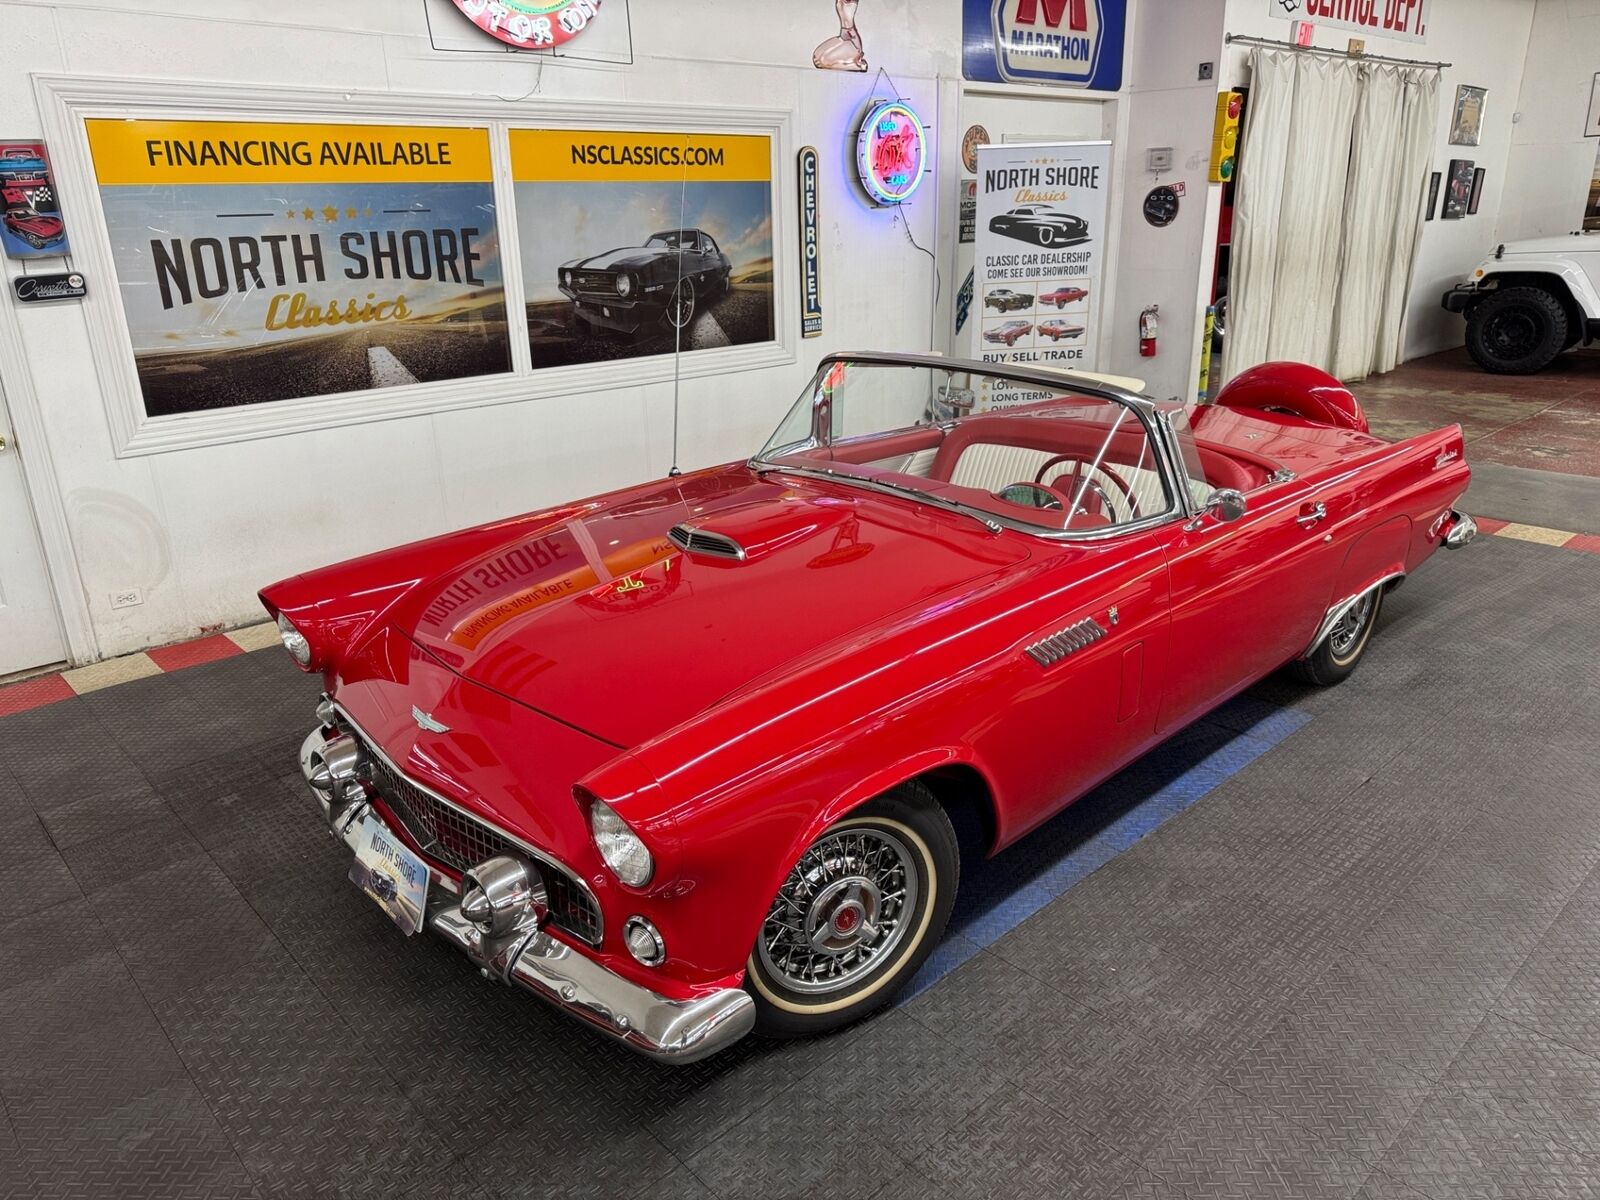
[1139,304,1159,358]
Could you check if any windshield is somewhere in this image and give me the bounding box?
[647,232,694,249]
[755,359,1178,534]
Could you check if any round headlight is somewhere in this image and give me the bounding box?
[589,799,653,887]
[276,613,312,669]
[561,269,572,288]
[616,273,633,297]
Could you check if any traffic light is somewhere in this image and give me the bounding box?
[1209,91,1242,184]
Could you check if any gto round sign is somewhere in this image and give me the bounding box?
[451,0,600,50]
[856,99,927,206]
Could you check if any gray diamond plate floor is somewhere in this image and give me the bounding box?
[3,534,1598,1199]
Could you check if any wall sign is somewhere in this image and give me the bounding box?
[0,140,69,260]
[855,99,927,206]
[959,180,977,243]
[1143,185,1179,227]
[961,124,990,174]
[85,119,509,418]
[962,0,1128,91]
[450,0,600,50]
[1442,158,1473,220]
[1266,0,1429,44]
[972,140,1110,391]
[510,128,775,367]
[13,271,86,303]
[798,146,823,337]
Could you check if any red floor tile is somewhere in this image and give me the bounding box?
[1475,517,1510,534]
[1561,532,1600,554]
[0,673,74,718]
[146,634,245,673]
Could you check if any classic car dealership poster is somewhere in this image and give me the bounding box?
[0,140,70,260]
[86,120,510,416]
[511,128,775,368]
[972,140,1109,404]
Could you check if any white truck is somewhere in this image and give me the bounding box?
[1442,232,1600,374]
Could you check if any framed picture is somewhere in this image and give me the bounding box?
[1587,73,1600,137]
[1443,159,1474,219]
[1425,171,1441,221]
[1449,85,1486,147]
[1468,167,1486,215]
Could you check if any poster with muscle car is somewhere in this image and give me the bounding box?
[85,120,511,416]
[0,140,70,260]
[511,128,775,368]
[972,140,1109,404]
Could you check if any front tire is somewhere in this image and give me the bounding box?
[1465,286,1568,375]
[746,783,957,1038]
[1295,585,1382,686]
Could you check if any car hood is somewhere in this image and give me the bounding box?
[572,246,662,271]
[1496,234,1599,257]
[383,468,1029,748]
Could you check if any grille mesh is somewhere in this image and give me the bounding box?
[359,747,603,946]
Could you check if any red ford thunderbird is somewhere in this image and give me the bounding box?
[263,353,1474,1062]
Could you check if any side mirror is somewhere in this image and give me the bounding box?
[1187,487,1247,530]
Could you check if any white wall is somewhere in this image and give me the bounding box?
[1498,0,1600,241]
[2,0,958,660]
[1220,0,1538,362]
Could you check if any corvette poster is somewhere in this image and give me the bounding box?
[972,140,1109,402]
[86,120,511,416]
[0,139,70,260]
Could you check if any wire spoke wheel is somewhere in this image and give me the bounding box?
[757,826,918,996]
[1328,592,1375,659]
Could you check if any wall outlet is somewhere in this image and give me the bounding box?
[1198,62,1214,81]
[110,588,143,610]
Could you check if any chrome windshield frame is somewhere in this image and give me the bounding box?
[748,351,1201,541]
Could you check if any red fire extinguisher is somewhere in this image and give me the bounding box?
[1139,304,1159,358]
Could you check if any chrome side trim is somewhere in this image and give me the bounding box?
[1303,572,1405,658]
[668,523,747,561]
[329,705,604,942]
[1026,617,1108,667]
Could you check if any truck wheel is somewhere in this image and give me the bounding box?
[1465,286,1568,375]
[746,782,957,1038]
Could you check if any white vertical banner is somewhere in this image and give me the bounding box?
[972,140,1110,401]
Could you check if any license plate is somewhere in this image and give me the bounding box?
[349,813,430,936]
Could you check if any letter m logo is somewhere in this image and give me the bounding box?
[1014,0,1088,30]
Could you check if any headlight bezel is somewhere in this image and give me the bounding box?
[588,798,654,888]
[615,272,634,298]
[276,612,313,669]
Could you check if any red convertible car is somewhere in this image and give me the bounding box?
[264,353,1474,1062]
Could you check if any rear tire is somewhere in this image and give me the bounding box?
[1294,586,1383,686]
[746,782,957,1039]
[1465,286,1568,375]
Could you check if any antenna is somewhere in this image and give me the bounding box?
[667,147,690,477]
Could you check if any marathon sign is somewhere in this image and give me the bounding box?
[962,0,1128,90]
[1267,0,1431,43]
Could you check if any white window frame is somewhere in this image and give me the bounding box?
[35,74,795,457]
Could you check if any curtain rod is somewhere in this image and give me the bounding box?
[1225,33,1450,71]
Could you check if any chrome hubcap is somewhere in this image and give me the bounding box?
[1329,593,1374,658]
[758,827,918,995]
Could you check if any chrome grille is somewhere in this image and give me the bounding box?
[1025,617,1107,667]
[668,523,745,560]
[355,740,603,947]
[573,270,614,293]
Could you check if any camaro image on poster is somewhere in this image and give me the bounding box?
[86,120,511,416]
[511,129,775,369]
[972,140,1109,401]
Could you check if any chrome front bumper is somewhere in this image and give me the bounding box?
[299,726,755,1064]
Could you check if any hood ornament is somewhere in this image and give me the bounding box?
[412,706,450,735]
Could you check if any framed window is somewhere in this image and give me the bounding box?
[36,76,793,456]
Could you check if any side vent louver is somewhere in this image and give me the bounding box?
[1025,617,1107,667]
[668,523,746,561]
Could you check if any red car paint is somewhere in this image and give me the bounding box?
[1039,286,1089,308]
[1038,321,1085,342]
[261,359,1470,1004]
[983,321,1032,346]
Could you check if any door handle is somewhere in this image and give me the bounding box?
[1296,502,1327,527]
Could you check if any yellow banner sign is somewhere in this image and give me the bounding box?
[86,120,493,186]
[510,129,771,183]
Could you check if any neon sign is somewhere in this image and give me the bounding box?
[451,0,600,51]
[855,99,926,206]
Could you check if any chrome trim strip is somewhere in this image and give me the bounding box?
[1303,572,1405,657]
[329,706,604,942]
[1026,617,1108,667]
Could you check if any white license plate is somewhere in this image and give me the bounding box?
[349,813,430,936]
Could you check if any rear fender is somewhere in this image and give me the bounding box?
[1215,362,1367,432]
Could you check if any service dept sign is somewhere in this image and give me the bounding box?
[451,0,600,50]
[963,0,1128,90]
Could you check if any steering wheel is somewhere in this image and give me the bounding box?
[1033,454,1139,523]
[995,481,1072,512]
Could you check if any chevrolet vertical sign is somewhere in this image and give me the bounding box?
[963,0,1127,90]
[797,146,822,338]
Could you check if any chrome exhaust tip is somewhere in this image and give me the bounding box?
[1443,510,1477,548]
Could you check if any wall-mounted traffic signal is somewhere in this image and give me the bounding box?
[1210,90,1242,184]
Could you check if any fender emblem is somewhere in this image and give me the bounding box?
[1434,447,1460,469]
[412,706,450,735]
[615,576,645,594]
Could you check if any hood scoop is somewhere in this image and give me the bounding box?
[669,523,746,561]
